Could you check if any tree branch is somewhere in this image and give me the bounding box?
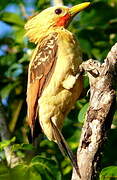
[71,43,117,180]
[0,101,23,168]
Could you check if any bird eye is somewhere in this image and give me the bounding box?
[55,8,62,15]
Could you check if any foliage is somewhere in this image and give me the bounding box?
[0,0,117,180]
[0,156,61,180]
[100,166,117,180]
[0,137,16,151]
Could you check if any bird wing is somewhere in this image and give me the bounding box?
[27,32,58,134]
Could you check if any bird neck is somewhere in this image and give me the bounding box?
[38,27,73,44]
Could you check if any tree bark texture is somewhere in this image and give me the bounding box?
[72,43,117,180]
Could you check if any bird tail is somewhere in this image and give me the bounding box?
[51,120,81,178]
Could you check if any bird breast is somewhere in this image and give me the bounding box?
[38,29,83,141]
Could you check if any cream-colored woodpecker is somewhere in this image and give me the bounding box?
[25,2,90,176]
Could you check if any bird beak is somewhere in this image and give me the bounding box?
[69,2,90,17]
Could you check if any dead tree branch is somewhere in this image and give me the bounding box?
[72,43,117,180]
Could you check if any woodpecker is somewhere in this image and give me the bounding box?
[25,2,90,176]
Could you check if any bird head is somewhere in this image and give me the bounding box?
[25,2,90,43]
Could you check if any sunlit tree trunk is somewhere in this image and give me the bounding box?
[71,43,117,180]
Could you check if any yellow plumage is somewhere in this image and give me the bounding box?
[25,2,90,176]
[38,29,82,141]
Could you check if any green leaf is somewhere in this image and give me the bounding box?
[26,169,42,180]
[76,99,88,110]
[0,12,25,26]
[100,166,117,180]
[9,100,23,132]
[94,41,107,48]
[56,171,62,180]
[13,26,25,43]
[31,156,58,179]
[79,38,92,56]
[11,144,22,152]
[0,164,10,180]
[19,54,29,63]
[0,137,16,151]
[83,74,89,89]
[113,111,117,126]
[0,83,18,99]
[21,144,34,151]
[0,164,9,174]
[63,165,72,175]
[91,48,101,60]
[10,164,28,180]
[68,129,81,149]
[4,157,61,180]
[80,2,117,28]
[11,143,34,152]
[0,54,16,67]
[78,103,89,123]
[5,63,23,79]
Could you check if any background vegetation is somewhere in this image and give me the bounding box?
[0,0,117,179]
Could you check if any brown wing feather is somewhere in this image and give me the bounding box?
[27,33,58,131]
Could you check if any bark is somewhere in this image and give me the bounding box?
[71,43,117,180]
[0,101,23,168]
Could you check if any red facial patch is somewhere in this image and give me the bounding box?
[56,14,70,27]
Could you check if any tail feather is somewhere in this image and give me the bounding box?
[51,121,81,178]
